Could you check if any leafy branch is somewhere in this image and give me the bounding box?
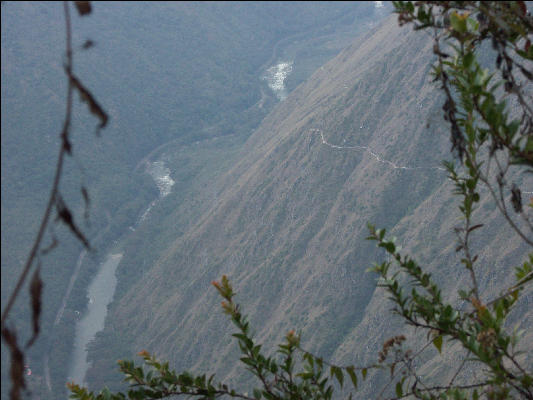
[368,222,532,398]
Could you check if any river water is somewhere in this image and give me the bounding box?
[67,253,122,386]
[67,160,174,389]
[138,161,175,224]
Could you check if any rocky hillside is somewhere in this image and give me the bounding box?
[88,15,532,397]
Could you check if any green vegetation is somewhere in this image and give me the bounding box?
[67,2,533,399]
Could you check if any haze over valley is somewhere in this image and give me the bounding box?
[2,2,531,399]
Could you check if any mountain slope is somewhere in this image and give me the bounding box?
[88,15,532,396]
[2,3,392,395]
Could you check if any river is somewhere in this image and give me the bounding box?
[66,160,174,391]
[138,161,175,224]
[262,61,293,101]
[67,253,122,386]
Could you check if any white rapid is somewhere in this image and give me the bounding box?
[263,61,293,101]
[138,160,175,224]
[147,161,175,197]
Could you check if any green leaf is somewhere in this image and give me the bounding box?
[466,17,479,32]
[396,381,403,397]
[240,357,255,367]
[463,52,474,69]
[362,368,367,380]
[297,371,315,380]
[379,241,396,253]
[507,119,520,137]
[330,366,343,388]
[450,11,467,33]
[346,366,358,389]
[232,333,248,342]
[432,335,443,354]
[101,388,112,400]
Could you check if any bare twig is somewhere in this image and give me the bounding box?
[1,0,75,329]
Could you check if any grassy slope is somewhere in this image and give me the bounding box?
[2,2,390,396]
[90,15,532,397]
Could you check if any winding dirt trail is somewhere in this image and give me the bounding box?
[314,128,533,197]
[313,128,446,171]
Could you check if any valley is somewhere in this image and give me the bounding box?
[84,13,531,397]
[2,2,393,397]
[2,2,531,399]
